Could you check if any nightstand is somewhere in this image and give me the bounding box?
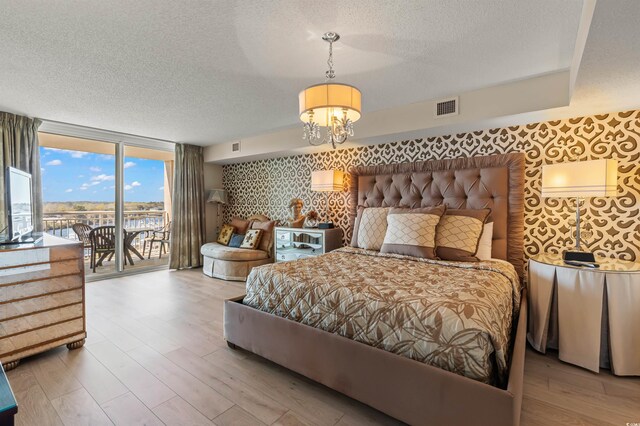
[528,253,640,375]
[274,227,343,262]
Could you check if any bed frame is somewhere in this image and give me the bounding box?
[224,153,526,426]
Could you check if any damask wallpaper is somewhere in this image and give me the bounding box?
[222,109,640,262]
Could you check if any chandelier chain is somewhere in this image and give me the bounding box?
[326,37,335,80]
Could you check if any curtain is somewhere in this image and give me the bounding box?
[169,144,205,269]
[0,112,43,236]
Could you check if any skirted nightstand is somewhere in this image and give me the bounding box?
[528,253,640,375]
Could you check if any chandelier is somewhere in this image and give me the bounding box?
[299,32,362,149]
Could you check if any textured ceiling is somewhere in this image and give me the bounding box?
[0,0,585,145]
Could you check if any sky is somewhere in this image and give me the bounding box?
[40,147,166,202]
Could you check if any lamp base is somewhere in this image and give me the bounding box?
[563,250,596,263]
[318,222,334,229]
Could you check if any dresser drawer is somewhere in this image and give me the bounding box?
[0,304,83,338]
[0,288,83,321]
[0,274,83,303]
[276,231,291,242]
[0,258,82,286]
[0,317,84,357]
[277,252,315,262]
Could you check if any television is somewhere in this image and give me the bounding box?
[6,167,34,241]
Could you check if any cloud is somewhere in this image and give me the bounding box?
[46,159,62,166]
[124,161,136,169]
[77,174,84,178]
[123,181,141,191]
[89,167,101,172]
[158,186,164,191]
[65,188,73,193]
[91,174,115,182]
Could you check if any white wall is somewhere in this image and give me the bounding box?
[204,70,571,164]
[203,163,223,242]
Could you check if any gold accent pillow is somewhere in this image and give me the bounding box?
[354,207,391,251]
[240,229,263,249]
[217,224,235,245]
[436,209,491,261]
[380,206,446,259]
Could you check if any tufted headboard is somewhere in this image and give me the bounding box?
[348,153,525,278]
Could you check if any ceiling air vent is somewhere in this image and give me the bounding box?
[435,97,459,118]
[232,141,241,152]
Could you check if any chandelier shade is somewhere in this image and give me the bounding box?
[299,83,361,127]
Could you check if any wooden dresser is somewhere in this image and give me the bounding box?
[0,234,86,371]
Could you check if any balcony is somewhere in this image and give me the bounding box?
[44,210,170,275]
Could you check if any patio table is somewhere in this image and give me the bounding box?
[124,228,153,265]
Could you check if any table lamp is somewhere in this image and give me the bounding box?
[311,170,344,229]
[541,159,617,262]
[207,189,228,235]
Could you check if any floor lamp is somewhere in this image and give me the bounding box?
[207,189,228,236]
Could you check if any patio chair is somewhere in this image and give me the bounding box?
[89,226,116,272]
[71,223,92,250]
[143,221,171,259]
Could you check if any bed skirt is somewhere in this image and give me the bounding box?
[223,290,527,426]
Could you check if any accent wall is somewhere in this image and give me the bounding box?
[222,109,640,262]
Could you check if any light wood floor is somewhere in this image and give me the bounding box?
[6,269,640,426]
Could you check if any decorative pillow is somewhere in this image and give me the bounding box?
[436,209,491,262]
[354,207,391,251]
[251,220,276,253]
[217,224,235,245]
[240,229,263,249]
[380,206,446,258]
[475,221,494,260]
[228,233,245,248]
[230,217,251,235]
[350,206,365,247]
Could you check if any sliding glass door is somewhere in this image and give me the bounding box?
[38,129,174,280]
[40,134,118,276]
[122,145,174,270]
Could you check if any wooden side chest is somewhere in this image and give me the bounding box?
[0,234,86,371]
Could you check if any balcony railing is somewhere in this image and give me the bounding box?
[43,210,168,253]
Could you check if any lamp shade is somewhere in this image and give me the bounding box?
[541,159,617,198]
[311,170,344,192]
[299,83,361,127]
[207,189,228,204]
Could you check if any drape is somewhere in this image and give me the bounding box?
[0,112,43,236]
[169,144,205,269]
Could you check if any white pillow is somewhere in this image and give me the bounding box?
[475,222,493,260]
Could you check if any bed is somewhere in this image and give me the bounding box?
[224,153,526,426]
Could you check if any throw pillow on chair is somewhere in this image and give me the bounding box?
[240,230,263,249]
